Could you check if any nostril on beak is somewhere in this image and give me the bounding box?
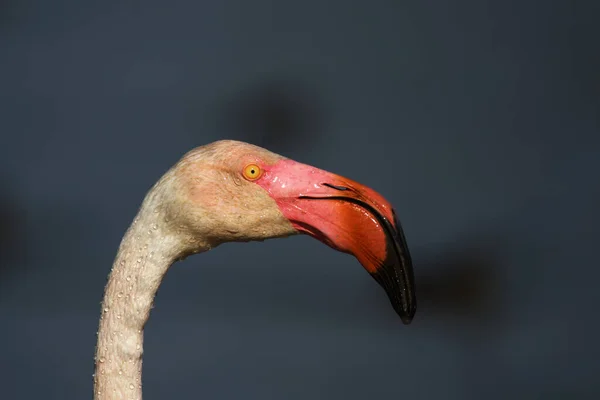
[322,183,349,191]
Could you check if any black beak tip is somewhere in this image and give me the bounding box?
[371,267,417,325]
[399,304,416,325]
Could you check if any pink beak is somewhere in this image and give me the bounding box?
[257,159,416,324]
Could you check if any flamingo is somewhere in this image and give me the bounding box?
[94,140,416,399]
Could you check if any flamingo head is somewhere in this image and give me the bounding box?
[168,140,416,324]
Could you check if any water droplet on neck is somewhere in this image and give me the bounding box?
[118,369,123,375]
[103,307,109,313]
[126,276,131,282]
[99,357,105,363]
[129,383,134,390]
[152,224,158,230]
[117,292,123,298]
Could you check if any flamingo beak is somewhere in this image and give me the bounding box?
[258,159,416,324]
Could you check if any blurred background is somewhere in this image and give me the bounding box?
[1,0,598,399]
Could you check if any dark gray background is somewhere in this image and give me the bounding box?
[1,1,598,399]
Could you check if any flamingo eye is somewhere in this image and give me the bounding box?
[242,164,262,181]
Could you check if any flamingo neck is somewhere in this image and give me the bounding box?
[93,198,204,400]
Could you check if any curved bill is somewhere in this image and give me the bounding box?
[259,159,417,324]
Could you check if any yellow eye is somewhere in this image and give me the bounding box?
[242,163,262,181]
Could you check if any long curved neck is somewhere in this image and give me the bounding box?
[93,202,194,400]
